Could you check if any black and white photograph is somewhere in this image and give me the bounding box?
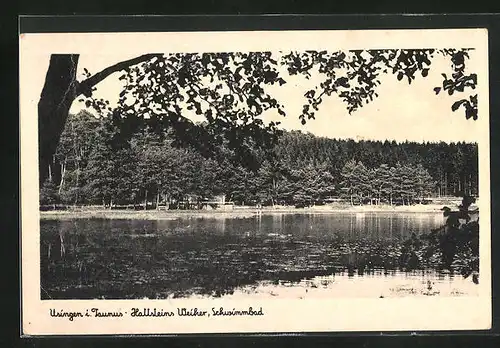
[20,28,491,334]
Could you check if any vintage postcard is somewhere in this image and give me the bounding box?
[20,28,491,335]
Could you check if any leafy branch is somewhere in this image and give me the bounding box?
[281,48,479,122]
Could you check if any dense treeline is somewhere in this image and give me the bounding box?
[338,161,435,206]
[276,131,478,198]
[40,111,478,209]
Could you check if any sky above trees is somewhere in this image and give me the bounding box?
[63,50,483,143]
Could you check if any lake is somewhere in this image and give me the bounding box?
[40,212,464,300]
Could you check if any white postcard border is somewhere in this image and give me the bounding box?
[20,28,491,335]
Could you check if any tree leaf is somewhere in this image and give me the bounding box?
[451,99,466,112]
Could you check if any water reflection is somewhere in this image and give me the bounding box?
[40,212,446,299]
[228,269,478,299]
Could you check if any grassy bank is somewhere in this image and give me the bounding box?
[39,203,448,220]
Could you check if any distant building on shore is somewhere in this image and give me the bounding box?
[201,194,234,210]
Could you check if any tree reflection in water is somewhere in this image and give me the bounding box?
[40,211,476,299]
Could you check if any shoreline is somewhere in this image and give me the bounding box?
[39,204,448,220]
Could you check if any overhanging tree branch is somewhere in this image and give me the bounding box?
[77,53,164,97]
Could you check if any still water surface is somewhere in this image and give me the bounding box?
[40,212,447,299]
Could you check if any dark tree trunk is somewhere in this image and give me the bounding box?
[164,193,171,210]
[444,172,448,196]
[38,54,80,187]
[156,191,160,210]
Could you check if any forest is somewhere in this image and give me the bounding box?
[39,110,478,209]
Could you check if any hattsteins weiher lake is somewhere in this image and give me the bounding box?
[39,47,481,300]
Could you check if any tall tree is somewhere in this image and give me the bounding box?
[83,117,127,207]
[257,159,290,206]
[340,159,358,206]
